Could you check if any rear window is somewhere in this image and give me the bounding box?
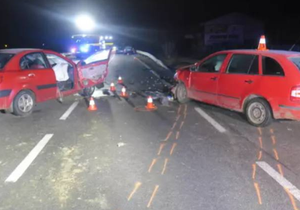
[0,53,14,69]
[290,57,300,70]
[262,56,285,76]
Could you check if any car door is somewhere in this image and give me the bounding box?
[77,50,111,88]
[45,53,79,97]
[190,54,227,105]
[19,52,57,101]
[217,53,261,111]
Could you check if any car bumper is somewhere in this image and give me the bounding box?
[274,105,300,120]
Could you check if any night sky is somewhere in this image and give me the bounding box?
[1,0,300,51]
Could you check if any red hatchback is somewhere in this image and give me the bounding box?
[174,49,300,126]
[0,48,112,116]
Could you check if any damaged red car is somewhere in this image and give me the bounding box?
[0,48,112,116]
[174,47,300,126]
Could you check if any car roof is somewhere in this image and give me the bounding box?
[0,48,42,54]
[218,49,300,57]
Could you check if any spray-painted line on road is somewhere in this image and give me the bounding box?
[194,107,226,133]
[5,134,53,183]
[256,161,300,202]
[59,101,79,120]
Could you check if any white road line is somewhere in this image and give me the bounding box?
[256,161,300,202]
[134,57,151,69]
[59,101,79,120]
[194,107,226,133]
[5,134,53,183]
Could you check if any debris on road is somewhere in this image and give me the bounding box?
[117,142,126,147]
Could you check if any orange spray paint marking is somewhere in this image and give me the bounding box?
[270,128,274,134]
[148,159,157,173]
[147,185,159,208]
[175,115,180,122]
[252,164,257,180]
[170,143,177,155]
[128,182,142,201]
[271,135,276,145]
[163,131,172,141]
[176,131,180,140]
[157,143,166,155]
[277,164,284,176]
[177,105,182,115]
[171,122,177,130]
[258,137,263,149]
[161,158,169,175]
[273,148,279,160]
[258,150,262,160]
[257,127,262,136]
[254,182,262,205]
[180,121,185,130]
[285,187,299,210]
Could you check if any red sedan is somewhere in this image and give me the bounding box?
[174,48,300,126]
[0,48,112,116]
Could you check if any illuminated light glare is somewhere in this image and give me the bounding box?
[105,36,108,39]
[80,44,90,53]
[71,48,77,53]
[109,36,113,40]
[75,15,95,31]
[100,36,103,40]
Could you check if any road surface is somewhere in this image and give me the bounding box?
[1,54,300,210]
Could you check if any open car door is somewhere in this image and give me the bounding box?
[77,49,112,88]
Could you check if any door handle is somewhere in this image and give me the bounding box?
[210,77,217,81]
[245,80,253,84]
[28,73,35,78]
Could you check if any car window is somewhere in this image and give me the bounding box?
[0,53,14,69]
[84,50,110,65]
[20,52,48,70]
[262,56,284,76]
[289,57,300,71]
[227,54,259,74]
[198,54,227,73]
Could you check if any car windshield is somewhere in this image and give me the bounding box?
[290,57,300,70]
[0,53,14,69]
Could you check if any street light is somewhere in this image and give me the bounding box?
[75,15,95,32]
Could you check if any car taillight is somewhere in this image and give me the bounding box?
[291,86,300,101]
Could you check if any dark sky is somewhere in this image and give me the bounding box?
[1,0,300,51]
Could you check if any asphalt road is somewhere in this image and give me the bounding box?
[1,54,300,210]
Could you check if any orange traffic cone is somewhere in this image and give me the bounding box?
[88,97,97,111]
[120,87,128,97]
[145,96,156,110]
[110,83,116,92]
[257,35,267,51]
[118,76,123,84]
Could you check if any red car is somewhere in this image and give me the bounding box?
[174,46,300,126]
[0,48,112,116]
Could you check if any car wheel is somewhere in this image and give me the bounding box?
[96,83,104,89]
[12,90,35,117]
[176,83,190,103]
[79,86,96,97]
[245,98,272,127]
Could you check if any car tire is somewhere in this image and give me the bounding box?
[176,83,190,103]
[96,83,104,89]
[245,98,272,127]
[79,86,96,97]
[12,90,35,117]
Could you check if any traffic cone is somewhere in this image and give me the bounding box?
[88,97,97,111]
[145,96,156,110]
[110,83,116,92]
[257,35,267,51]
[118,76,123,84]
[120,87,128,97]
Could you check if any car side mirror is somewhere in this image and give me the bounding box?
[190,65,197,71]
